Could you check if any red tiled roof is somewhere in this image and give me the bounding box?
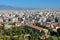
[26,24,47,31]
[44,22,58,28]
[44,22,58,26]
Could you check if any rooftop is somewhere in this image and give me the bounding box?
[26,23,47,31]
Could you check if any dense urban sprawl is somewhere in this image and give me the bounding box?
[0,9,60,40]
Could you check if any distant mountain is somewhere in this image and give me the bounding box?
[0,5,60,10]
[0,5,41,10]
[0,5,18,10]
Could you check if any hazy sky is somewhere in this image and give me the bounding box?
[0,0,60,8]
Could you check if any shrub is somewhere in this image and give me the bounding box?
[52,37,58,40]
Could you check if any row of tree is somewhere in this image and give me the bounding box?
[0,24,52,40]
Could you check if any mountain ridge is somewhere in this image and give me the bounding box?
[0,5,60,10]
[0,5,41,10]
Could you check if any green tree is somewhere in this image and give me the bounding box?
[39,30,46,40]
[57,28,60,36]
[35,22,41,27]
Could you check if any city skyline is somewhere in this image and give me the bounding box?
[0,0,60,8]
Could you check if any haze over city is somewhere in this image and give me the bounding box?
[0,0,60,40]
[0,0,60,8]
